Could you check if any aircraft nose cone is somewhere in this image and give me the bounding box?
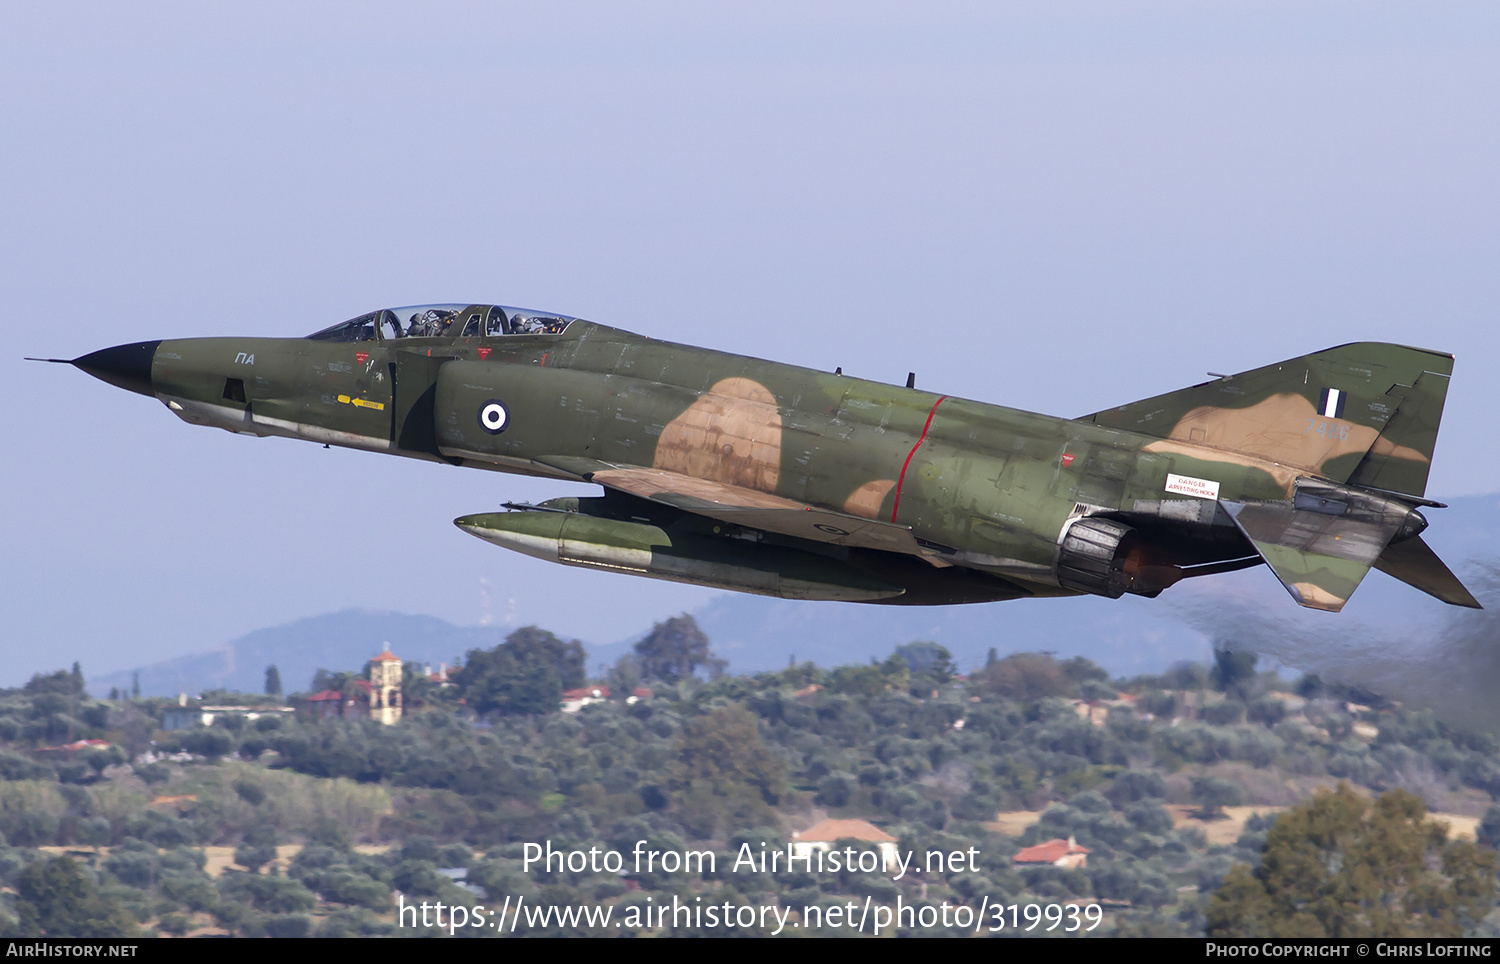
[72,340,161,397]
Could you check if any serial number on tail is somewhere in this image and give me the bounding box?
[1305,418,1351,441]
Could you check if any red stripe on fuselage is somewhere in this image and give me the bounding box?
[891,395,948,523]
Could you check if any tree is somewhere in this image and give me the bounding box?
[893,642,955,695]
[24,669,84,697]
[893,641,954,678]
[1479,804,1500,850]
[828,663,887,698]
[501,626,586,691]
[1192,775,1244,819]
[115,702,154,760]
[236,825,279,874]
[878,653,910,694]
[10,857,137,937]
[672,701,786,815]
[310,669,361,700]
[1060,655,1110,686]
[265,664,282,697]
[459,626,586,717]
[970,652,1075,701]
[634,615,723,683]
[607,652,644,701]
[1106,770,1168,807]
[401,662,456,710]
[1206,785,1497,938]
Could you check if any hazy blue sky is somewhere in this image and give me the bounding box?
[3,3,1497,686]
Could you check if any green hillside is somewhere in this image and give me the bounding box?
[4,625,1498,938]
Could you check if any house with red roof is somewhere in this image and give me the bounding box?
[1013,836,1090,869]
[561,686,609,714]
[791,819,901,873]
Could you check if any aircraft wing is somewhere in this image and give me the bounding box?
[532,456,924,554]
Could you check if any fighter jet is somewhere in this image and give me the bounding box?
[39,303,1478,612]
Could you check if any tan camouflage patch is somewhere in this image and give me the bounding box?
[1140,391,1433,493]
[592,467,804,510]
[1162,393,1379,473]
[654,377,781,492]
[1367,433,1430,464]
[1142,439,1303,495]
[842,479,897,519]
[1290,582,1349,612]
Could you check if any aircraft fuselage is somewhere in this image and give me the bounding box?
[55,305,1471,611]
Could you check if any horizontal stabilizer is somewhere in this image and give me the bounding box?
[1373,535,1481,609]
[1222,504,1378,613]
[1220,478,1436,612]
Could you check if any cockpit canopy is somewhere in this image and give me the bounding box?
[307,304,581,343]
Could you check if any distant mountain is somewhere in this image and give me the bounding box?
[94,495,1500,712]
[89,610,508,699]
[95,595,1213,700]
[682,590,1213,678]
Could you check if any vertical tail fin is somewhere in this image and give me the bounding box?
[1083,343,1454,495]
[1345,366,1452,498]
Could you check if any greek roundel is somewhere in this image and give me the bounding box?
[478,400,509,434]
[1318,387,1347,419]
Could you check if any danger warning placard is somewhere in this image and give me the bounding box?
[1165,472,1221,500]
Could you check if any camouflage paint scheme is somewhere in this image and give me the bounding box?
[55,304,1478,613]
